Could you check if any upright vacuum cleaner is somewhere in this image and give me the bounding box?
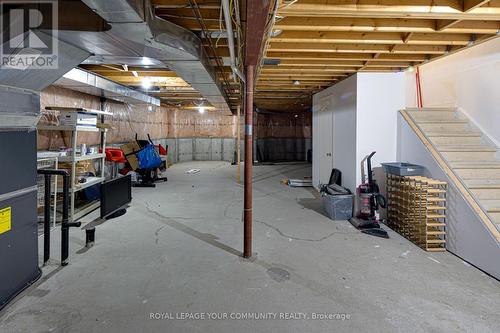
[349,151,389,238]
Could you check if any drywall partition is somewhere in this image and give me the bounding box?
[312,75,357,190]
[330,77,357,191]
[397,113,500,280]
[405,38,500,145]
[312,73,405,192]
[356,73,406,186]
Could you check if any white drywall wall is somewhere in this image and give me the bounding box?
[330,76,357,191]
[313,73,405,192]
[405,37,500,145]
[356,72,405,186]
[312,76,357,190]
[397,113,500,280]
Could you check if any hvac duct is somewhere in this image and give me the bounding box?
[54,68,161,107]
[56,0,231,113]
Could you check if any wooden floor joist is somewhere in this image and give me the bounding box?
[78,0,500,112]
[256,0,500,110]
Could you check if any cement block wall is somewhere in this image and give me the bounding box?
[157,137,312,164]
[256,138,311,162]
[153,138,240,164]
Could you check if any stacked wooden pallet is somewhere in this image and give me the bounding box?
[387,174,447,252]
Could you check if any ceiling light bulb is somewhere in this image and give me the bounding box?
[142,77,152,89]
[198,107,205,114]
[293,80,300,85]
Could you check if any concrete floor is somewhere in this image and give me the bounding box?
[1,161,500,333]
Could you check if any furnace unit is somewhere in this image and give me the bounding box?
[0,88,41,310]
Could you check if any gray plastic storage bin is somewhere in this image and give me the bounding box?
[322,193,354,220]
[381,162,424,176]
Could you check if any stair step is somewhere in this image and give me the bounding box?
[471,187,500,200]
[457,168,500,179]
[430,136,482,145]
[452,162,500,169]
[417,120,468,124]
[419,122,468,131]
[465,179,500,187]
[426,131,481,137]
[407,111,456,121]
[405,107,456,112]
[437,145,497,152]
[481,200,500,212]
[442,151,497,161]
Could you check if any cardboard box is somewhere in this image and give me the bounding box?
[59,111,97,127]
[120,142,142,170]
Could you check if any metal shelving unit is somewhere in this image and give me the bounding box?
[38,107,112,221]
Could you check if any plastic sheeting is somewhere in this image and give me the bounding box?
[37,86,237,150]
[37,86,311,151]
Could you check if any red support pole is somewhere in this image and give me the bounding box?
[243,65,254,258]
[416,66,423,108]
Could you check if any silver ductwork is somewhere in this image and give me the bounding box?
[54,68,161,107]
[0,37,91,92]
[56,0,231,113]
[1,0,228,110]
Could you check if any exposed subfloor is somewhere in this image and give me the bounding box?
[1,161,500,332]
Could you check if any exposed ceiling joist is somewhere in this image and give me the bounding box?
[278,0,500,20]
[272,31,474,45]
[274,16,500,34]
[268,42,451,54]
[265,52,432,62]
[256,0,499,111]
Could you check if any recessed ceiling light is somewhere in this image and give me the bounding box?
[293,80,300,85]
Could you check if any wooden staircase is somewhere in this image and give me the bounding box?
[405,107,500,232]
